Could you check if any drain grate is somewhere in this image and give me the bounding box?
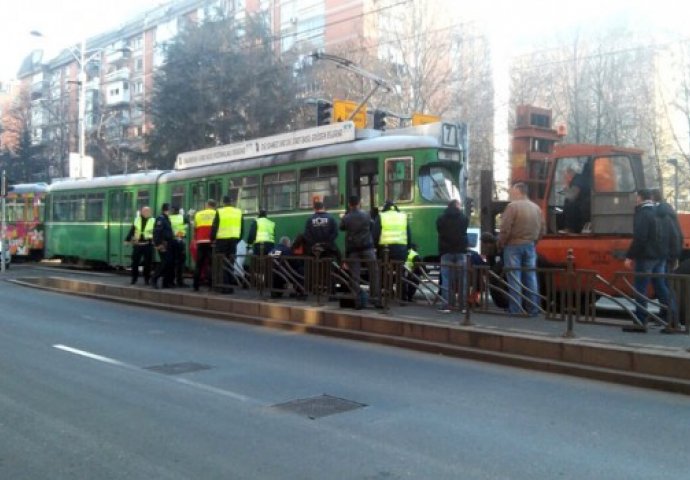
[145,362,212,375]
[272,394,367,419]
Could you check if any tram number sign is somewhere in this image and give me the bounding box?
[441,123,458,147]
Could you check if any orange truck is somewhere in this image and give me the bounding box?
[482,105,690,296]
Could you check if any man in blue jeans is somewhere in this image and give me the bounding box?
[436,199,469,312]
[498,182,545,316]
[623,188,675,332]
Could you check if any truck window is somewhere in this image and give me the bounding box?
[593,156,635,193]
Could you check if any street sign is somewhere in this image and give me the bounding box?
[333,99,367,128]
[412,113,441,126]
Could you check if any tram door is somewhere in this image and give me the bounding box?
[107,189,135,267]
[347,159,379,215]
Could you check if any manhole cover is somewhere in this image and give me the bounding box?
[272,394,366,419]
[145,362,212,375]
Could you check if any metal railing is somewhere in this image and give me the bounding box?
[206,247,689,337]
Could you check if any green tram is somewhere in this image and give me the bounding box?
[44,121,468,266]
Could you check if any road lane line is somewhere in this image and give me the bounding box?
[53,344,128,367]
[52,344,259,404]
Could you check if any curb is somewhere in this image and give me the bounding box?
[11,276,690,395]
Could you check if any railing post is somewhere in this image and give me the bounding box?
[563,248,576,338]
[461,253,472,326]
[381,246,390,312]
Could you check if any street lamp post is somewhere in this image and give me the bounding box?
[668,158,679,211]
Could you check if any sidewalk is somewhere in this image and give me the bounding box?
[9,267,690,394]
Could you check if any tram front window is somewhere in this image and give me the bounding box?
[418,165,460,202]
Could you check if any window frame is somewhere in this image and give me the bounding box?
[262,170,297,213]
[384,156,414,204]
[298,164,339,210]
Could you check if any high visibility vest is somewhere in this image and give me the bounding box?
[194,208,216,243]
[216,206,242,240]
[169,214,186,238]
[379,210,408,245]
[405,249,419,270]
[133,216,154,241]
[255,217,275,244]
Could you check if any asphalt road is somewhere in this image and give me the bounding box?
[1,273,689,479]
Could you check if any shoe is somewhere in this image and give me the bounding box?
[130,279,137,285]
[660,327,682,334]
[144,278,150,285]
[193,286,199,292]
[177,283,189,288]
[437,307,451,313]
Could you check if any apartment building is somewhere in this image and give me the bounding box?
[11,0,441,177]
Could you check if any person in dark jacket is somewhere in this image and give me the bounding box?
[624,188,675,332]
[151,203,175,289]
[651,189,683,331]
[340,195,380,308]
[436,199,469,311]
[303,201,339,260]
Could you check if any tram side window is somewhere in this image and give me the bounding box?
[385,157,413,202]
[299,165,338,209]
[52,195,70,221]
[263,171,296,212]
[208,181,221,205]
[86,193,105,221]
[229,175,258,213]
[191,184,205,211]
[6,197,21,221]
[171,185,185,210]
[35,196,45,222]
[72,194,86,221]
[137,190,150,212]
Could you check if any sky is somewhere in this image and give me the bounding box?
[0,0,165,80]
[2,0,686,82]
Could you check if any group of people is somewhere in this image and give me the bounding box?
[126,204,187,289]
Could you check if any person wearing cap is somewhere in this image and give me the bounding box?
[169,205,189,287]
[247,209,275,256]
[211,195,244,293]
[125,206,154,285]
[193,199,217,291]
[151,203,175,289]
[373,200,411,262]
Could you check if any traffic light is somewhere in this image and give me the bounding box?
[316,100,333,126]
[373,110,387,130]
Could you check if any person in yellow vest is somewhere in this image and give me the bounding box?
[169,205,189,287]
[247,209,275,256]
[125,206,154,285]
[373,200,411,262]
[210,195,244,293]
[403,243,423,302]
[192,199,217,292]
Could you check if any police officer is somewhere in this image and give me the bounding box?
[303,200,339,261]
[151,203,175,289]
[169,205,189,287]
[193,199,217,291]
[125,206,154,285]
[211,195,244,293]
[373,200,411,261]
[247,209,275,256]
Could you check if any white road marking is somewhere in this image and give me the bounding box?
[53,344,128,366]
[52,344,258,404]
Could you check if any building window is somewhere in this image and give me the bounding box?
[135,58,143,72]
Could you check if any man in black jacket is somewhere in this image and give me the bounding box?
[624,189,675,331]
[151,203,175,289]
[436,199,469,311]
[304,200,339,261]
[340,195,380,308]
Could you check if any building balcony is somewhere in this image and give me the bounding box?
[30,80,47,99]
[105,42,130,64]
[105,81,130,107]
[104,68,130,83]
